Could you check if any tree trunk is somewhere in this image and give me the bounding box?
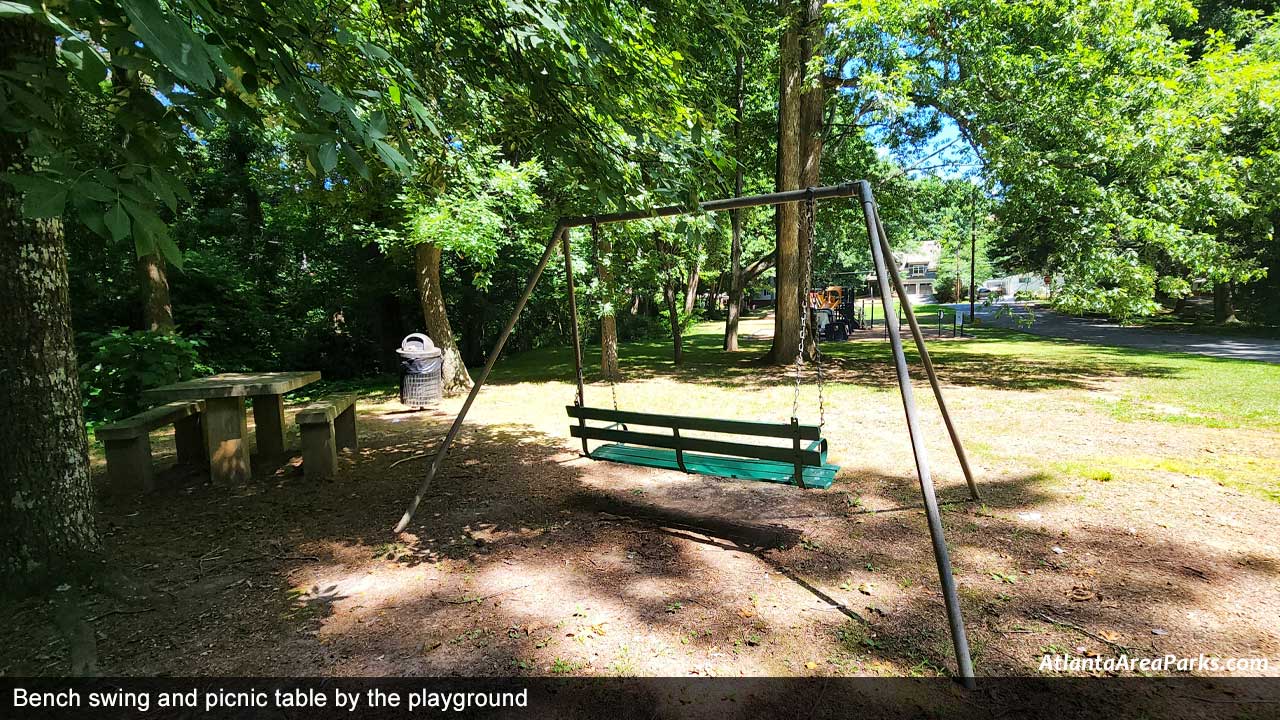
[414,243,473,394]
[1214,280,1237,325]
[137,253,174,332]
[664,280,684,366]
[797,0,826,358]
[111,63,175,334]
[1,20,100,590]
[682,259,700,317]
[656,231,684,365]
[768,0,803,365]
[595,229,621,380]
[725,52,746,352]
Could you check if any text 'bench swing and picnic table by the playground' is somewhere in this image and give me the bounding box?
[393,181,985,688]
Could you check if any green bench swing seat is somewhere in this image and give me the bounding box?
[566,406,839,489]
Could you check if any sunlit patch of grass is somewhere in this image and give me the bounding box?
[1119,454,1280,506]
[1056,454,1280,506]
[1053,462,1116,483]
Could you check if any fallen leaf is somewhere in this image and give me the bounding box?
[805,661,817,670]
[591,623,608,636]
[857,583,875,595]
[1099,630,1120,642]
[737,607,756,618]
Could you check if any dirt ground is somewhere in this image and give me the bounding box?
[3,321,1279,685]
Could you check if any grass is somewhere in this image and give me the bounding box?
[333,311,1280,505]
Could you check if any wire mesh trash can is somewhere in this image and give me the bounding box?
[397,333,443,407]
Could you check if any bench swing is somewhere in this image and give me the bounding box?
[393,181,982,688]
[565,193,838,489]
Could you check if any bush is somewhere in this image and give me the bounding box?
[79,329,211,422]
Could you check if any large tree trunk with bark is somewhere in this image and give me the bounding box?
[1,20,101,590]
[414,243,473,394]
[595,229,621,380]
[725,52,746,352]
[137,253,174,332]
[768,0,804,365]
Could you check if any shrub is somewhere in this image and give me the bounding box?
[79,329,211,423]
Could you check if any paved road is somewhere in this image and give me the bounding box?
[941,301,1280,364]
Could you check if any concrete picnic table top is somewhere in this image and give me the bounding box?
[143,371,321,402]
[142,371,322,484]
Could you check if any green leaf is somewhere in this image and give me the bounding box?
[105,202,131,241]
[340,142,370,180]
[387,83,401,106]
[77,179,115,202]
[153,231,184,268]
[22,182,67,219]
[121,0,216,89]
[144,171,178,212]
[0,2,36,17]
[405,95,440,138]
[318,143,338,173]
[371,138,410,174]
[72,193,109,239]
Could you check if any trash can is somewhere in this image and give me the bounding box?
[397,333,443,408]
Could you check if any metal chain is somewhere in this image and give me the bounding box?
[791,191,816,420]
[806,193,825,427]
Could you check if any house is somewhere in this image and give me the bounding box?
[984,273,1051,299]
[865,240,941,301]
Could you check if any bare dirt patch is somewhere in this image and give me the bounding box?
[3,333,1279,682]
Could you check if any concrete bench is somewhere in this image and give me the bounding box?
[97,400,207,493]
[296,394,358,479]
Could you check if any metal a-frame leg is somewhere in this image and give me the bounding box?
[858,180,976,688]
[563,225,590,456]
[872,212,981,501]
[394,224,567,533]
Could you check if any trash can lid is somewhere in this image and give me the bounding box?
[398,333,441,359]
[398,346,442,359]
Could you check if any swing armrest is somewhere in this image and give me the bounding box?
[804,437,829,463]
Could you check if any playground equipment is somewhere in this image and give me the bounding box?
[393,181,982,687]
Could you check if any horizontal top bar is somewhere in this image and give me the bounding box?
[559,181,866,228]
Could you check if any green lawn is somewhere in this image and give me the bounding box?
[301,313,1280,506]
[489,314,1280,432]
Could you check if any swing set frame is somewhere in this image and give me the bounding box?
[394,179,982,687]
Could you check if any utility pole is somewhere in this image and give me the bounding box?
[968,185,978,322]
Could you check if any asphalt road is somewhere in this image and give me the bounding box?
[942,301,1280,364]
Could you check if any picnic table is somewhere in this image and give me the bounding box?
[143,371,321,483]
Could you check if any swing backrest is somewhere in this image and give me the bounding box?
[566,406,827,467]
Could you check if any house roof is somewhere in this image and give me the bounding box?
[896,241,941,270]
